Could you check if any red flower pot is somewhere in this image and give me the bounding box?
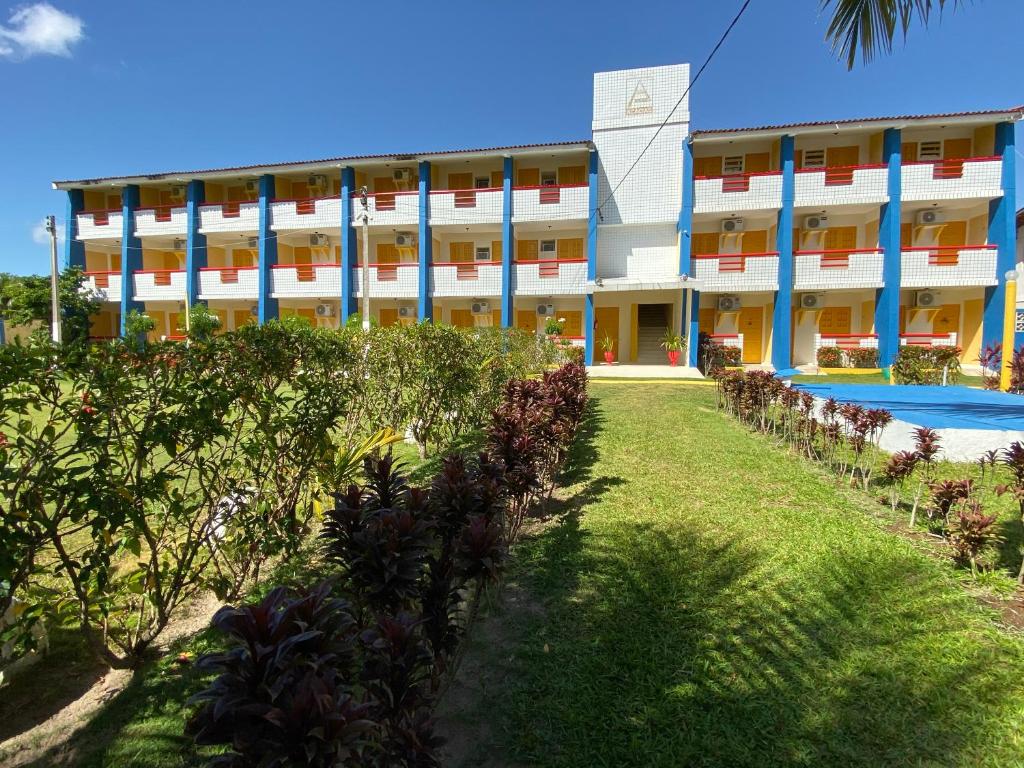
[667,350,681,366]
[603,351,615,364]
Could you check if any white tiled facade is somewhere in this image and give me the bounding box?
[57,60,1017,369]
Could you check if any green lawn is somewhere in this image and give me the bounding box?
[475,382,1024,767]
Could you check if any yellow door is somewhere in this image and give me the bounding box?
[490,170,503,188]
[560,311,582,338]
[212,309,228,335]
[376,243,400,264]
[447,173,473,190]
[933,304,959,338]
[516,309,536,332]
[491,240,503,262]
[556,238,584,260]
[518,240,539,261]
[629,304,639,362]
[826,146,860,168]
[860,301,875,334]
[297,307,317,325]
[962,298,984,364]
[558,166,586,185]
[744,153,770,173]
[901,142,918,162]
[450,309,474,328]
[944,138,972,159]
[742,230,768,253]
[449,242,474,263]
[233,309,253,330]
[594,306,619,363]
[738,307,763,364]
[937,220,967,266]
[818,307,852,336]
[517,168,540,186]
[694,156,722,177]
[491,309,502,327]
[698,307,716,335]
[692,232,719,255]
[380,308,399,327]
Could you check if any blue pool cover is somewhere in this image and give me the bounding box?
[791,384,1024,432]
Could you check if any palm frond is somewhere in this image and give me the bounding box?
[821,0,960,69]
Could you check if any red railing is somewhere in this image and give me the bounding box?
[692,251,779,273]
[84,269,119,289]
[352,189,417,212]
[795,162,886,186]
[694,170,781,193]
[903,155,1001,180]
[354,261,418,281]
[819,333,878,350]
[135,203,185,223]
[431,260,499,280]
[202,201,256,218]
[514,258,586,278]
[271,263,339,283]
[135,268,184,287]
[429,187,502,209]
[900,332,956,347]
[903,244,995,267]
[795,247,880,269]
[513,183,587,205]
[273,195,339,215]
[199,265,257,284]
[80,208,121,226]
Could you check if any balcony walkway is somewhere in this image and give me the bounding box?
[586,364,704,379]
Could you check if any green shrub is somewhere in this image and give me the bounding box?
[847,347,879,368]
[816,346,843,368]
[892,345,962,385]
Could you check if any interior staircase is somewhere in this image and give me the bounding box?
[635,304,669,364]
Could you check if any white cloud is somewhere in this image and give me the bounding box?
[31,219,64,245]
[0,4,84,60]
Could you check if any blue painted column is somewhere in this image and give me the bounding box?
[340,167,358,322]
[501,156,514,327]
[119,185,144,336]
[0,316,6,345]
[257,174,278,324]
[418,161,433,322]
[65,189,84,270]
[585,149,599,365]
[185,180,206,308]
[771,135,796,372]
[983,121,1018,351]
[680,139,700,366]
[876,128,903,369]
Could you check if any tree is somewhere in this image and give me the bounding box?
[0,267,100,345]
[822,0,961,69]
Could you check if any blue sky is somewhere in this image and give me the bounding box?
[0,0,1021,275]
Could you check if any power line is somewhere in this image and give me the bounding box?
[594,0,753,221]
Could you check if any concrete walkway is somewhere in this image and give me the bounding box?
[586,364,704,379]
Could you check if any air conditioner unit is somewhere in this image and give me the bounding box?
[247,236,259,250]
[721,217,745,233]
[315,303,335,318]
[169,185,186,203]
[717,295,741,312]
[540,240,557,255]
[804,215,829,230]
[395,232,417,248]
[471,301,490,315]
[475,247,491,262]
[800,293,820,310]
[244,180,259,196]
[173,238,187,251]
[393,168,414,183]
[536,303,555,317]
[916,209,946,226]
[249,304,259,317]
[309,233,330,248]
[398,305,416,319]
[307,174,328,194]
[915,290,938,308]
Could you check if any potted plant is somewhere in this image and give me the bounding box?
[600,333,615,364]
[544,316,565,337]
[661,328,685,366]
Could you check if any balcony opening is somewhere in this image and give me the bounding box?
[93,212,110,226]
[540,172,560,204]
[222,202,241,218]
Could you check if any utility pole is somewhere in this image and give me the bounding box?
[46,215,62,344]
[360,186,371,330]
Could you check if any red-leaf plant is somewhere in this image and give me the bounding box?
[947,499,1000,574]
[884,450,919,512]
[927,478,974,530]
[910,427,942,528]
[995,441,1024,582]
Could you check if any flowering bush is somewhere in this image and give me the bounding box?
[847,347,879,368]
[892,345,962,385]
[816,346,843,368]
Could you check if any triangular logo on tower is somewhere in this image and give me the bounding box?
[625,81,653,116]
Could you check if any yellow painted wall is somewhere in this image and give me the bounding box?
[205,183,224,203]
[867,133,883,164]
[973,125,995,157]
[278,243,295,265]
[962,298,984,364]
[207,247,227,268]
[968,214,988,244]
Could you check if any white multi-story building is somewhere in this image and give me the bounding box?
[53,62,1020,370]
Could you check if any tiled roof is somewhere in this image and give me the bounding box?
[52,139,593,188]
[692,107,1024,138]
